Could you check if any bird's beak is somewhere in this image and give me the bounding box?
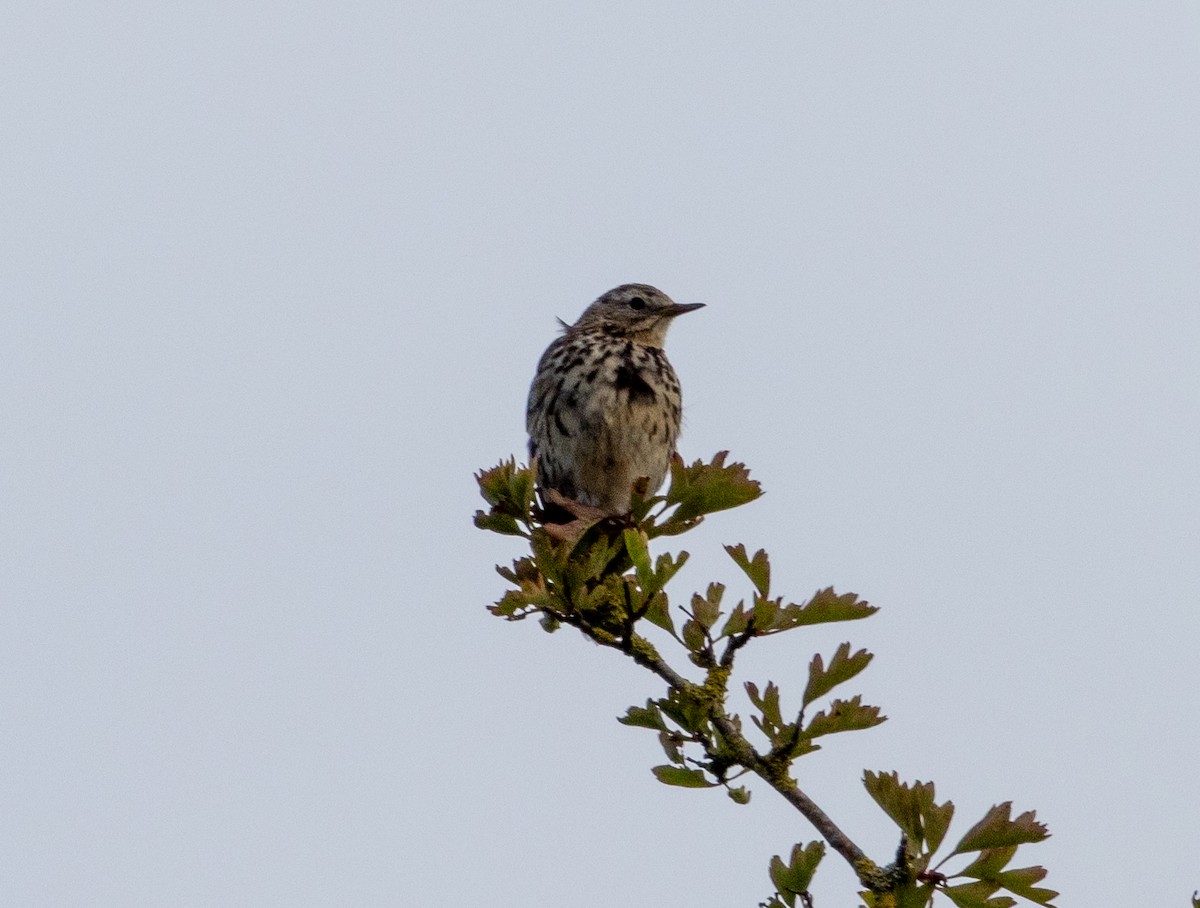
[665,302,705,318]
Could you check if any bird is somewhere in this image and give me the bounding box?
[526,283,704,516]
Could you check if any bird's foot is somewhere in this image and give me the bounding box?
[540,489,623,543]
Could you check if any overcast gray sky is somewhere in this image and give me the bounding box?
[3,3,1198,905]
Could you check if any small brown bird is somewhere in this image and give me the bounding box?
[527,284,704,515]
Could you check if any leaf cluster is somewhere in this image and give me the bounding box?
[860,771,1056,908]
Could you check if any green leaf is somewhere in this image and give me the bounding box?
[803,642,874,707]
[657,688,710,732]
[719,600,752,638]
[565,571,613,616]
[682,619,707,652]
[768,859,795,906]
[628,477,665,524]
[752,594,782,631]
[769,841,825,901]
[648,515,704,538]
[957,846,1017,881]
[942,880,1012,908]
[805,695,885,738]
[950,804,1050,856]
[896,883,942,908]
[472,510,525,536]
[495,557,539,585]
[651,765,715,788]
[475,464,507,507]
[749,587,877,635]
[746,681,787,747]
[862,771,955,854]
[660,451,763,525]
[658,731,684,765]
[691,582,725,629]
[919,775,956,854]
[488,588,534,619]
[563,531,626,588]
[475,458,535,529]
[622,527,652,581]
[727,785,751,805]
[656,694,686,728]
[649,550,689,597]
[618,701,667,731]
[771,587,878,633]
[993,866,1057,905]
[529,528,565,585]
[725,543,770,597]
[643,591,676,635]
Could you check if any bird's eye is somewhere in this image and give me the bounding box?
[628,297,647,310]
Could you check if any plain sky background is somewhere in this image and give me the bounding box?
[3,2,1198,905]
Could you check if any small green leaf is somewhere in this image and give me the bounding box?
[769,587,878,633]
[661,451,763,525]
[652,550,688,589]
[725,543,770,597]
[727,785,751,805]
[473,510,525,536]
[628,476,664,524]
[618,701,667,731]
[643,591,676,635]
[622,527,652,581]
[475,458,535,529]
[562,535,620,590]
[656,688,710,732]
[529,528,564,584]
[993,866,1057,905]
[495,557,539,585]
[656,694,687,728]
[488,588,534,619]
[648,515,703,538]
[957,846,1017,881]
[746,681,788,746]
[769,841,824,901]
[752,594,782,630]
[691,582,725,629]
[682,619,707,652]
[942,880,1010,908]
[950,803,1050,856]
[805,695,885,738]
[719,600,752,638]
[803,642,873,707]
[919,793,957,856]
[658,731,684,765]
[768,857,795,907]
[567,571,618,618]
[862,771,954,854]
[651,765,715,788]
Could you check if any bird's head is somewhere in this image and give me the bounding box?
[569,284,704,346]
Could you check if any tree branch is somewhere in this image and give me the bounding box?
[627,634,872,876]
